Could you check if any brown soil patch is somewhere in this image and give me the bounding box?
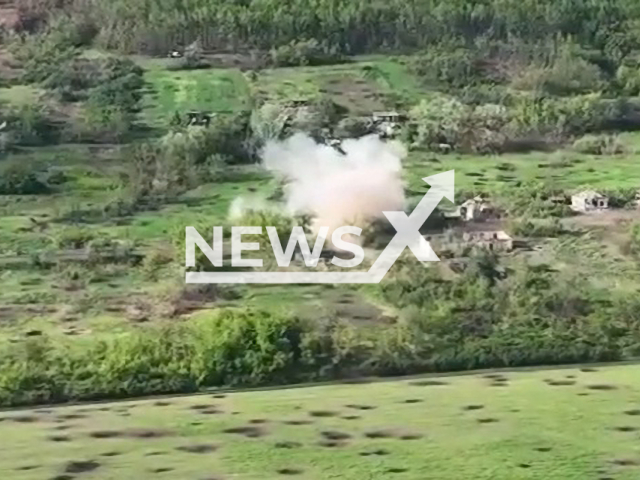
[409,380,448,387]
[58,413,87,421]
[587,384,617,391]
[360,449,389,456]
[477,418,499,424]
[345,404,376,410]
[100,451,121,457]
[176,444,218,454]
[545,379,576,386]
[283,420,313,426]
[154,401,172,406]
[275,441,302,449]
[89,430,122,439]
[10,415,40,423]
[128,428,173,439]
[484,373,506,379]
[223,426,266,438]
[613,426,638,432]
[276,468,303,475]
[580,368,599,372]
[145,451,167,456]
[90,428,172,439]
[462,405,484,411]
[318,440,346,448]
[212,394,227,399]
[321,431,351,441]
[309,410,339,417]
[64,460,101,474]
[364,429,394,439]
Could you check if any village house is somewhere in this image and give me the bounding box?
[570,190,609,213]
[455,196,499,222]
[425,230,514,253]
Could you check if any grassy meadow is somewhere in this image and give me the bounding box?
[2,364,640,479]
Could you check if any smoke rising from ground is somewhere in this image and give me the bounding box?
[261,133,406,238]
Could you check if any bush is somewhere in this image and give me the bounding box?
[411,47,486,89]
[334,117,372,138]
[615,64,640,96]
[409,95,508,153]
[0,160,50,194]
[53,227,95,249]
[511,46,604,96]
[8,103,58,146]
[67,101,133,143]
[509,218,564,237]
[572,134,627,155]
[270,39,345,67]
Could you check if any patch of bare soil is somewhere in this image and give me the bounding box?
[176,444,218,454]
[276,468,303,475]
[587,384,618,391]
[409,380,448,387]
[308,410,339,418]
[544,379,577,386]
[360,449,389,456]
[477,418,499,424]
[275,441,302,449]
[223,426,266,438]
[64,460,101,474]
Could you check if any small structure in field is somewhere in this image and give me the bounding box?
[570,190,609,213]
[456,196,499,222]
[426,230,514,253]
[168,50,183,58]
[186,111,213,127]
[462,230,513,252]
[371,111,406,138]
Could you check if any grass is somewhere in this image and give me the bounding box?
[141,68,251,128]
[2,364,640,479]
[0,85,44,107]
[405,139,640,195]
[253,57,419,113]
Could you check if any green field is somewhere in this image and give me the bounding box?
[2,364,640,479]
[141,69,252,128]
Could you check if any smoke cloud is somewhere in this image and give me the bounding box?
[261,133,406,240]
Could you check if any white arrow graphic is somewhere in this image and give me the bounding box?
[185,170,454,284]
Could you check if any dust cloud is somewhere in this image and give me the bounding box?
[260,133,406,239]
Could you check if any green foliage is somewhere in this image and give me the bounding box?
[269,39,345,67]
[52,227,95,249]
[511,46,604,96]
[572,134,627,155]
[7,103,58,146]
[509,218,564,237]
[409,95,509,153]
[0,160,50,194]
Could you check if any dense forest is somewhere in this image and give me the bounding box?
[13,0,640,56]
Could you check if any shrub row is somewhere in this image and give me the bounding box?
[2,256,640,407]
